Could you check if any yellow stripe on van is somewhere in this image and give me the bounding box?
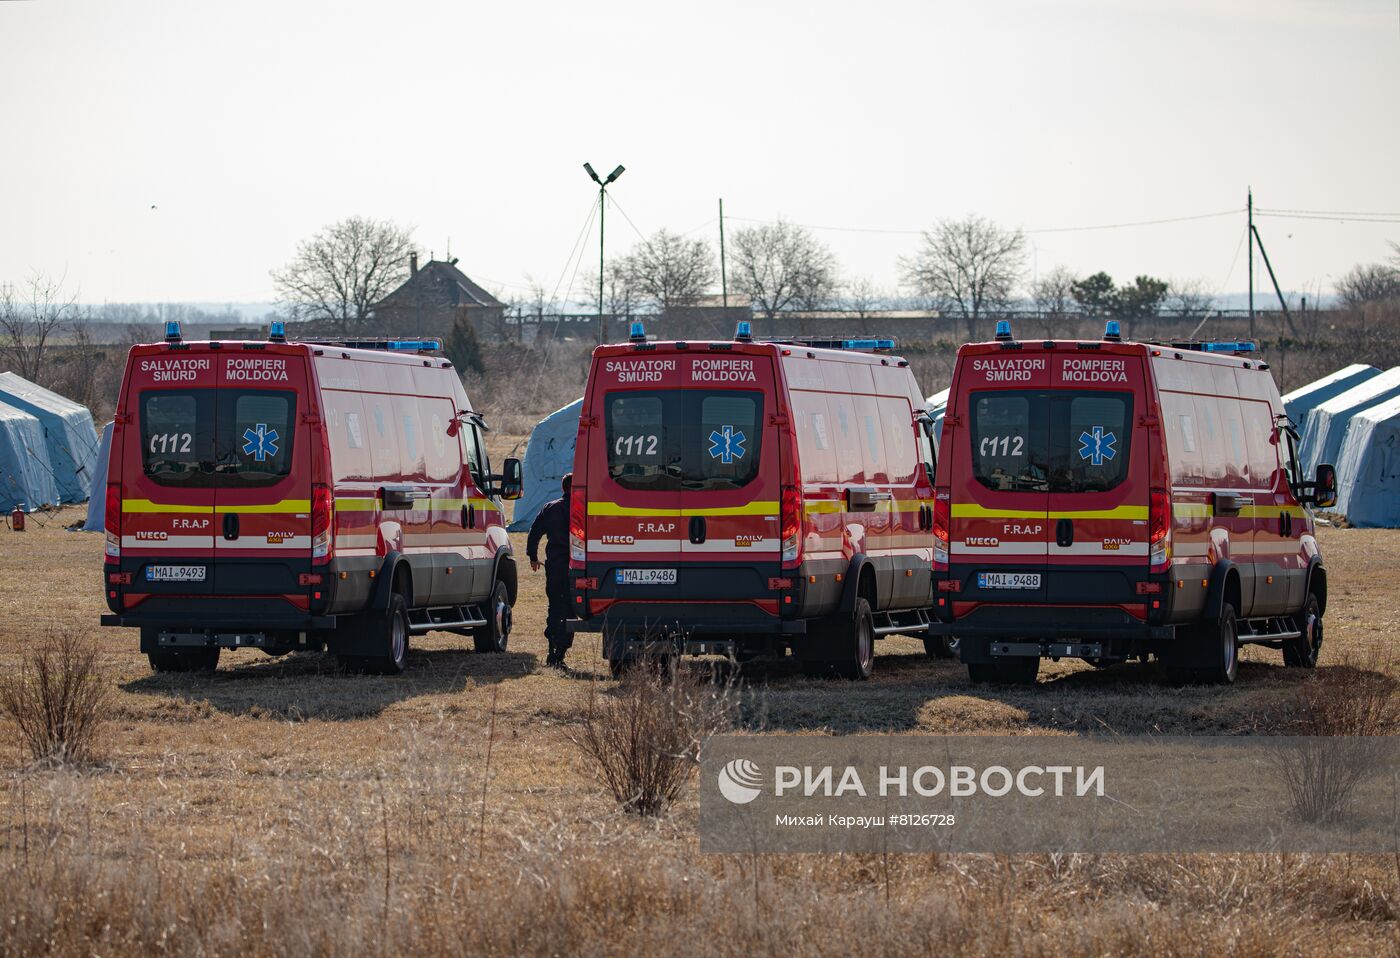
[951,503,1149,521]
[336,497,378,512]
[121,499,214,514]
[587,500,779,518]
[804,501,843,514]
[217,500,310,514]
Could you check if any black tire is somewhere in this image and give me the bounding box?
[1283,592,1323,668]
[148,647,220,673]
[472,579,513,653]
[967,656,1039,685]
[803,597,876,680]
[923,635,957,659]
[1186,602,1239,686]
[361,592,410,675]
[608,655,635,679]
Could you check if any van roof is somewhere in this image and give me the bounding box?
[593,338,910,367]
[957,337,1266,370]
[127,339,455,369]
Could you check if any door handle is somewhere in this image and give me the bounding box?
[222,512,239,541]
[688,515,707,544]
[1055,518,1074,548]
[468,503,477,529]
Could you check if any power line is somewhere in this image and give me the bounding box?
[1254,211,1400,225]
[724,208,1242,237]
[1256,206,1400,217]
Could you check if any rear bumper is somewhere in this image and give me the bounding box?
[569,604,807,637]
[929,605,1173,641]
[100,603,336,632]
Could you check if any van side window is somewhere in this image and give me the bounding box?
[140,390,215,486]
[467,424,489,486]
[1241,400,1279,488]
[878,397,916,484]
[971,392,1043,492]
[829,396,861,483]
[423,401,460,483]
[325,391,370,482]
[916,419,937,482]
[793,392,837,483]
[604,390,763,491]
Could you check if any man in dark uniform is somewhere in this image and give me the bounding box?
[527,472,573,668]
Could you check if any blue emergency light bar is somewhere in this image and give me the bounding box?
[1104,320,1122,341]
[268,320,287,343]
[629,321,646,342]
[735,320,754,342]
[994,320,1013,341]
[164,320,182,343]
[1170,340,1257,354]
[784,336,898,352]
[326,339,443,352]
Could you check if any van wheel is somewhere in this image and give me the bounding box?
[923,636,957,659]
[362,593,410,675]
[608,655,635,679]
[472,579,512,653]
[801,598,875,680]
[967,657,1039,685]
[1178,602,1238,685]
[148,647,220,673]
[1283,593,1323,668]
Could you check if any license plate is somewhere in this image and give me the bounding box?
[616,568,677,585]
[145,565,206,583]
[978,572,1041,590]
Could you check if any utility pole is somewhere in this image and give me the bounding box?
[1247,187,1255,342]
[719,198,728,309]
[584,162,625,345]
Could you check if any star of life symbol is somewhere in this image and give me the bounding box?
[241,423,279,462]
[1077,425,1117,466]
[708,425,746,464]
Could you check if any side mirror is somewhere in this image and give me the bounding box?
[1313,463,1337,509]
[499,457,523,500]
[446,418,461,438]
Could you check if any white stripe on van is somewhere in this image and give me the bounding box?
[952,541,1048,556]
[121,535,213,549]
[213,536,311,550]
[1050,542,1149,557]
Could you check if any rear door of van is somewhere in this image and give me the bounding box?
[209,348,313,599]
[585,348,781,604]
[120,351,219,599]
[1043,350,1151,603]
[949,351,1052,603]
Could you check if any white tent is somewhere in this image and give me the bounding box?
[0,399,58,512]
[0,371,99,503]
[1299,368,1400,475]
[925,387,950,444]
[1282,363,1380,425]
[82,421,114,531]
[509,398,582,532]
[1334,394,1400,527]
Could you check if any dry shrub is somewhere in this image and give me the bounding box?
[1274,660,1399,823]
[569,664,737,815]
[0,626,110,766]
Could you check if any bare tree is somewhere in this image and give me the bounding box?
[582,263,642,328]
[730,219,838,334]
[843,276,884,320]
[0,272,78,382]
[1335,263,1400,309]
[270,216,415,335]
[619,229,715,315]
[1030,265,1077,337]
[899,215,1026,339]
[1165,277,1216,319]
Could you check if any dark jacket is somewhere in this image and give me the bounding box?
[527,497,570,569]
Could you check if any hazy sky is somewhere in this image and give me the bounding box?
[1,0,1397,306]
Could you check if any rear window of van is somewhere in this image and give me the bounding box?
[969,389,1132,493]
[139,388,296,488]
[605,389,763,491]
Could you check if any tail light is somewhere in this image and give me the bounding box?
[780,485,801,566]
[105,483,121,559]
[569,483,586,566]
[1149,488,1171,567]
[311,483,333,560]
[932,491,950,567]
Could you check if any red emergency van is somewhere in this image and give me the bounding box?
[568,322,939,679]
[100,322,523,675]
[928,320,1337,685]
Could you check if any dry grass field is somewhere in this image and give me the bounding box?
[1,491,1398,955]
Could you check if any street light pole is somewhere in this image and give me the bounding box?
[584,162,625,345]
